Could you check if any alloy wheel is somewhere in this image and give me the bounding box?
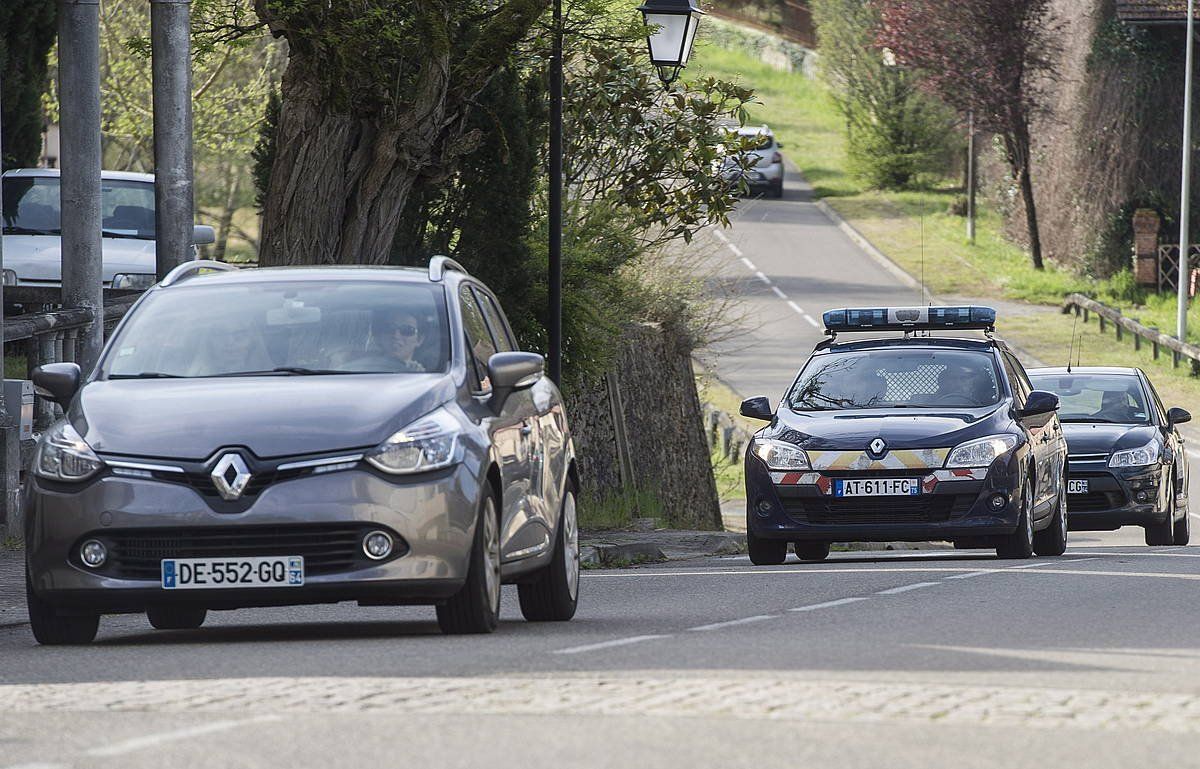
[563,492,580,601]
[484,497,501,615]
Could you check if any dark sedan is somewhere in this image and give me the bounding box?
[1028,366,1190,546]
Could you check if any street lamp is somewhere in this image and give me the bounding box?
[638,0,705,86]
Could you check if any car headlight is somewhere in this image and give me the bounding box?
[750,439,811,470]
[1109,440,1161,468]
[946,434,1019,468]
[1,269,16,286]
[365,408,462,475]
[111,273,157,290]
[34,420,104,482]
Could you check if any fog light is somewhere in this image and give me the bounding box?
[989,493,1008,511]
[80,540,107,568]
[1135,490,1150,503]
[363,530,393,560]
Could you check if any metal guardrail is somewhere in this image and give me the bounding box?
[1062,293,1200,375]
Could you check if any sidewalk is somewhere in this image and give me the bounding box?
[0,545,24,628]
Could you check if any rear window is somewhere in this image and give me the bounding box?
[787,349,1001,410]
[1028,373,1150,425]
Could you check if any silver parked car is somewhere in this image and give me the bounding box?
[1,168,214,289]
[24,258,581,643]
[722,125,785,199]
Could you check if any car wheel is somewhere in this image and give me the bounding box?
[1032,482,1067,556]
[996,480,1035,559]
[1174,498,1191,546]
[747,530,788,566]
[147,606,207,630]
[518,481,580,622]
[26,567,98,645]
[1146,482,1176,546]
[770,179,784,199]
[794,541,830,562]
[437,492,501,634]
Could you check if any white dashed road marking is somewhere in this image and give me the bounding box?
[86,716,281,757]
[771,285,788,299]
[944,571,991,580]
[554,634,671,655]
[802,313,820,328]
[789,597,870,612]
[687,615,778,632]
[876,582,940,595]
[740,256,756,271]
[787,300,806,315]
[755,270,771,285]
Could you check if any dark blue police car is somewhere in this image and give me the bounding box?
[1028,366,1190,546]
[740,306,1069,563]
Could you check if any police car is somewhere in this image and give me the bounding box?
[740,306,1069,563]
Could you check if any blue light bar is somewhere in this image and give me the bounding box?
[822,306,996,333]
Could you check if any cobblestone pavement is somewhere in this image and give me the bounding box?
[0,546,24,627]
[4,675,1200,734]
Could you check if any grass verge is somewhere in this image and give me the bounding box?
[577,488,664,531]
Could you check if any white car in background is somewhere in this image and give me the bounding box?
[721,125,786,199]
[1,168,214,290]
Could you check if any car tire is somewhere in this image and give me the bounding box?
[26,567,98,645]
[1174,499,1191,546]
[748,530,788,566]
[770,179,784,199]
[793,541,831,561]
[1146,484,1176,546]
[437,492,501,634]
[147,606,207,630]
[996,480,1035,559]
[518,481,580,622]
[1032,482,1068,557]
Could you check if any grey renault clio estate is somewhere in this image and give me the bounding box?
[24,257,581,644]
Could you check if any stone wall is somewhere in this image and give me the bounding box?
[565,322,723,531]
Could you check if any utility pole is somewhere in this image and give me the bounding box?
[548,0,563,385]
[58,0,105,373]
[150,0,195,281]
[966,110,976,245]
[1178,0,1195,342]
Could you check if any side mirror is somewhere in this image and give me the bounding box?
[487,351,543,413]
[740,396,773,421]
[1017,390,1059,418]
[192,224,216,245]
[1168,407,1192,426]
[776,142,784,149]
[32,362,82,407]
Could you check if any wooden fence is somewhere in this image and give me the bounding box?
[1062,293,1200,375]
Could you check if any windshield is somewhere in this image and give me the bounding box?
[103,281,450,378]
[787,349,1002,410]
[2,176,157,239]
[1028,373,1150,424]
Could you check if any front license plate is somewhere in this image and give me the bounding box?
[161,556,304,590]
[1068,479,1089,495]
[834,478,920,497]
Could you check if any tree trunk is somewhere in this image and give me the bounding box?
[1019,162,1044,270]
[213,162,240,262]
[1005,122,1044,271]
[257,61,450,267]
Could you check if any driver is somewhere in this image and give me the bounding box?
[937,361,994,405]
[373,309,427,372]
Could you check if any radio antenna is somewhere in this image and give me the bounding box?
[920,216,927,305]
[1067,311,1078,373]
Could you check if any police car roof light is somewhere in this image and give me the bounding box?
[822,306,996,334]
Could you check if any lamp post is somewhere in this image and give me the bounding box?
[546,0,703,385]
[1178,0,1195,342]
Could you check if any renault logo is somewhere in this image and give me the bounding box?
[211,452,252,501]
[868,438,888,458]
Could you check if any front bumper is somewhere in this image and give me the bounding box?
[25,465,480,613]
[1065,460,1168,531]
[744,455,1022,543]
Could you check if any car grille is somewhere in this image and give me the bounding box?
[782,495,974,525]
[1068,492,1124,513]
[86,524,404,580]
[151,466,312,500]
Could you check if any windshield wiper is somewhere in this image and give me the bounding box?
[107,371,186,379]
[101,229,154,240]
[220,367,377,377]
[3,226,60,236]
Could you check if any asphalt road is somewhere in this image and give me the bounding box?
[5,173,1200,769]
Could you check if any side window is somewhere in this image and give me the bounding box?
[472,288,515,352]
[459,284,497,393]
[1145,377,1168,425]
[1001,353,1029,408]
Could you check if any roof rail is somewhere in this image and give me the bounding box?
[159,260,239,288]
[428,255,468,282]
